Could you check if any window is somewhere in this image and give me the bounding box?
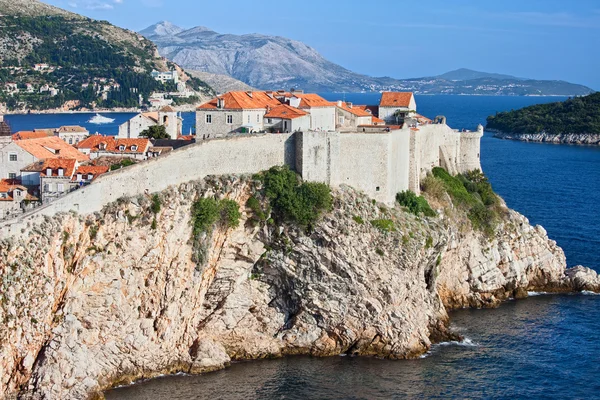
[0,193,6,199]
[131,145,138,151]
[206,114,212,124]
[257,114,260,123]
[8,153,17,162]
[99,143,106,150]
[77,174,82,181]
[338,117,344,124]
[267,119,272,124]
[87,174,93,180]
[119,145,125,151]
[248,115,250,123]
[58,168,64,177]
[68,138,73,145]
[15,190,21,196]
[376,186,380,192]
[46,168,52,176]
[45,184,52,192]
[57,184,64,192]
[8,173,16,180]
[226,115,233,124]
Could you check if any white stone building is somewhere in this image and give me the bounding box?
[263,105,311,133]
[151,70,179,84]
[378,92,417,124]
[118,106,180,140]
[56,126,89,145]
[335,101,374,131]
[0,179,37,219]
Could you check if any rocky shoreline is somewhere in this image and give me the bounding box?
[492,130,600,145]
[1,175,599,399]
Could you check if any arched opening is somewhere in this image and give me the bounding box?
[163,115,169,126]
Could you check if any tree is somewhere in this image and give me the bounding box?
[140,125,170,140]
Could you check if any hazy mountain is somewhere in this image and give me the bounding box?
[436,68,524,81]
[142,22,594,96]
[185,70,254,94]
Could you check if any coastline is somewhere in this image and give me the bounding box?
[491,130,600,145]
[4,104,200,115]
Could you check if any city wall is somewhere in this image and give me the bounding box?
[0,125,482,237]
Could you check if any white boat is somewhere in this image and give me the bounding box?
[88,113,115,124]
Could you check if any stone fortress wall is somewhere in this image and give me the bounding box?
[0,124,482,237]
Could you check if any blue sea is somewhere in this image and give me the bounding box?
[6,95,600,399]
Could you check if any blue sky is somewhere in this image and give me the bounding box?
[45,0,600,89]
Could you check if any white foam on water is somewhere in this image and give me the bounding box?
[434,337,479,348]
[527,291,549,296]
[581,290,600,296]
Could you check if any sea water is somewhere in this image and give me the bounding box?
[6,96,600,399]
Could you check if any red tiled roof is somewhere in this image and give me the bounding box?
[415,113,432,123]
[77,136,149,154]
[12,131,53,140]
[177,135,195,141]
[0,179,34,202]
[39,159,78,177]
[15,136,89,162]
[380,92,414,108]
[142,112,159,123]
[293,93,336,108]
[264,104,308,120]
[159,105,176,112]
[337,102,372,117]
[198,91,282,110]
[71,165,109,182]
[372,116,385,124]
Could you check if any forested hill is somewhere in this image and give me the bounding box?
[486,93,600,135]
[0,0,213,111]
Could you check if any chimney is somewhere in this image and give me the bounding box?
[217,98,224,109]
[348,102,353,109]
[337,100,343,107]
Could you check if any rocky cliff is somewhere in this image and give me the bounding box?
[1,175,598,399]
[493,131,600,145]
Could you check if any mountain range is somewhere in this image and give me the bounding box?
[142,21,594,96]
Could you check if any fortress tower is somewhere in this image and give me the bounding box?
[158,106,179,140]
[459,124,484,172]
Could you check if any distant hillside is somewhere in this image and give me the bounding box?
[142,22,594,96]
[486,92,600,135]
[435,68,523,81]
[185,70,254,94]
[0,1,213,112]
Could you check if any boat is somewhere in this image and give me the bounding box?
[88,113,115,124]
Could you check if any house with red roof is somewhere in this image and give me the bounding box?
[37,159,80,202]
[263,104,311,133]
[77,135,151,160]
[0,179,38,219]
[0,136,89,183]
[378,92,417,124]
[335,101,374,130]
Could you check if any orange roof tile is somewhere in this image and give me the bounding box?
[379,92,414,108]
[142,112,159,123]
[77,135,112,151]
[0,179,26,193]
[159,105,176,112]
[415,113,432,123]
[112,139,150,154]
[293,93,336,108]
[198,91,283,110]
[264,104,309,120]
[337,102,372,117]
[372,116,385,124]
[71,165,109,182]
[39,159,78,177]
[15,136,89,162]
[12,131,53,140]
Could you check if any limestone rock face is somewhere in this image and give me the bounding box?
[493,131,600,145]
[0,177,596,399]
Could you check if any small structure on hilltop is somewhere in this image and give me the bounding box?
[117,106,180,140]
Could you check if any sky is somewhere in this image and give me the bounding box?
[44,0,600,89]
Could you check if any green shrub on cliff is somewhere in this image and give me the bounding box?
[371,219,395,232]
[261,166,332,229]
[432,167,501,236]
[191,197,240,238]
[396,190,436,217]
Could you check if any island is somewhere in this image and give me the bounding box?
[487,92,600,144]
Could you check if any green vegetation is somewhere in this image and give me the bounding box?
[191,197,241,239]
[425,236,433,249]
[370,219,395,232]
[261,166,332,230]
[110,159,136,171]
[141,125,170,140]
[352,215,364,224]
[396,190,436,217]
[375,248,385,257]
[150,194,161,214]
[486,92,600,135]
[430,167,502,236]
[0,16,213,111]
[246,196,267,222]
